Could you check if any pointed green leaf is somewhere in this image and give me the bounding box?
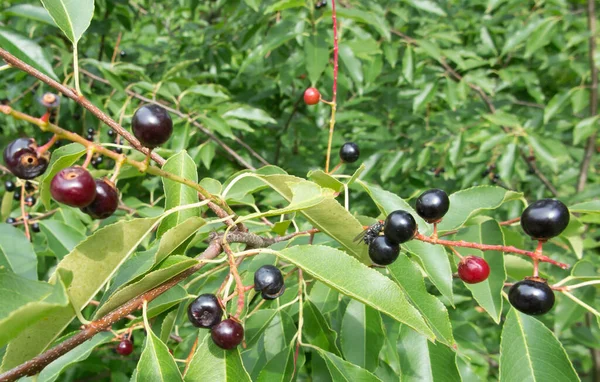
[136,311,182,381]
[184,332,251,381]
[39,220,86,260]
[0,223,37,280]
[0,27,57,80]
[305,32,329,84]
[4,4,56,26]
[303,300,340,355]
[313,347,382,381]
[39,0,94,43]
[341,299,385,370]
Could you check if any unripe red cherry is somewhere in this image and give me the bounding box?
[116,339,134,356]
[50,166,96,208]
[132,104,173,148]
[3,138,50,179]
[457,256,490,284]
[211,318,244,350]
[303,88,321,105]
[82,179,119,219]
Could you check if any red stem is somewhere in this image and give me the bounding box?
[331,0,338,104]
[414,232,569,269]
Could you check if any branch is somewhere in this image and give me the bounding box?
[324,0,339,173]
[577,0,598,192]
[0,48,165,166]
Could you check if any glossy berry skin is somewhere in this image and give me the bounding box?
[4,181,15,192]
[303,88,320,105]
[520,199,570,240]
[6,217,16,224]
[82,179,119,219]
[132,104,173,148]
[416,189,450,223]
[187,294,223,328]
[368,236,400,265]
[384,210,417,244]
[3,138,50,179]
[50,167,97,208]
[13,192,21,201]
[211,319,244,350]
[116,340,134,356]
[457,256,490,284]
[254,265,285,300]
[31,223,40,233]
[508,279,555,316]
[339,142,360,163]
[25,195,36,206]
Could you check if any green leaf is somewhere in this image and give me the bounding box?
[39,220,86,260]
[573,116,599,145]
[338,45,363,85]
[525,18,559,57]
[406,0,446,16]
[0,27,57,80]
[39,143,86,209]
[402,45,414,83]
[388,256,454,345]
[454,221,506,322]
[264,311,297,361]
[397,325,461,381]
[135,308,183,382]
[157,151,199,237]
[257,346,297,382]
[308,170,344,193]
[277,245,434,339]
[483,112,521,129]
[265,0,305,13]
[184,332,251,381]
[305,32,329,85]
[312,347,382,381]
[223,106,276,124]
[334,7,390,41]
[501,19,542,56]
[39,0,94,43]
[37,332,112,382]
[0,269,68,348]
[180,84,229,100]
[498,141,517,183]
[245,309,279,348]
[308,281,339,315]
[1,217,160,370]
[499,309,579,382]
[4,4,56,26]
[303,300,341,355]
[0,223,37,280]
[569,200,600,214]
[341,299,385,370]
[413,82,437,113]
[543,89,575,124]
[525,135,559,173]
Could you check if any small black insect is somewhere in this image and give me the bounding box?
[354,220,384,245]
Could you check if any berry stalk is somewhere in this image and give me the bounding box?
[324,0,339,173]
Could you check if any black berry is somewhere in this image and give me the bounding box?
[50,166,97,208]
[115,147,123,154]
[86,134,94,141]
[91,156,103,169]
[415,189,450,223]
[508,278,555,316]
[368,235,400,265]
[132,104,173,148]
[39,93,60,108]
[25,181,35,192]
[120,50,126,57]
[187,293,223,328]
[6,217,16,224]
[254,265,285,300]
[339,142,360,163]
[4,180,15,192]
[82,179,119,219]
[13,192,21,201]
[31,222,40,233]
[116,340,134,356]
[87,128,95,135]
[24,195,36,206]
[108,130,115,137]
[3,138,50,179]
[384,210,417,244]
[520,199,570,240]
[211,319,244,350]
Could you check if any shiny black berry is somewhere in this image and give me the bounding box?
[13,192,21,201]
[31,222,40,233]
[116,339,134,356]
[6,217,16,224]
[254,265,285,300]
[187,293,223,328]
[24,195,36,206]
[368,236,400,265]
[3,138,50,179]
[120,50,126,57]
[107,129,115,137]
[384,210,417,244]
[4,180,15,192]
[82,179,119,219]
[115,147,123,154]
[520,199,570,240]
[132,104,173,148]
[25,181,35,192]
[91,156,103,169]
[211,319,244,350]
[50,166,97,208]
[415,189,450,223]
[339,142,360,163]
[86,134,94,141]
[508,278,555,316]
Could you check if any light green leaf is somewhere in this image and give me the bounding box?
[0,27,57,80]
[501,19,542,56]
[223,106,276,124]
[39,220,86,260]
[303,300,340,355]
[341,299,385,370]
[4,4,56,26]
[543,89,575,124]
[309,281,339,315]
[184,332,251,381]
[406,0,446,16]
[413,82,437,113]
[305,32,329,84]
[0,223,37,280]
[308,170,344,193]
[498,141,517,182]
[312,347,382,381]
[483,112,521,128]
[265,0,305,13]
[39,143,87,209]
[525,18,559,57]
[39,0,94,43]
[245,309,279,348]
[339,45,363,85]
[402,45,414,83]
[573,116,599,145]
[257,346,297,382]
[277,245,434,339]
[499,309,579,382]
[569,200,600,214]
[157,151,199,237]
[180,84,229,100]
[0,269,68,348]
[525,134,559,173]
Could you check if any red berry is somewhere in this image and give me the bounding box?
[82,179,119,219]
[132,104,173,148]
[457,256,490,284]
[116,340,134,356]
[50,166,97,208]
[211,319,244,349]
[303,88,321,105]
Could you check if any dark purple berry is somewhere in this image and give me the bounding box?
[13,192,21,201]
[520,199,570,240]
[254,265,285,300]
[415,189,450,223]
[368,235,400,265]
[116,340,134,356]
[3,138,50,179]
[384,210,417,244]
[187,294,223,328]
[50,166,97,208]
[82,179,119,219]
[31,222,40,233]
[339,142,360,163]
[211,319,244,350]
[132,104,173,148]
[508,278,555,316]
[24,195,36,206]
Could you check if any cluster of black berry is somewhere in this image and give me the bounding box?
[186,265,285,350]
[315,0,327,9]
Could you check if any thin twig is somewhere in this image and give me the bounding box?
[324,0,339,173]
